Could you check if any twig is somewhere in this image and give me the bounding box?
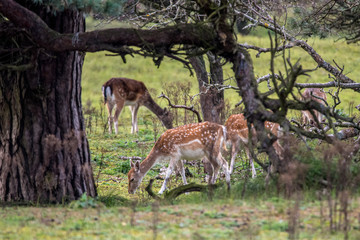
[239,42,298,58]
[158,92,203,122]
[118,156,143,160]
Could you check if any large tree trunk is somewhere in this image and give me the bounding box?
[189,53,224,124]
[189,52,225,177]
[0,3,96,202]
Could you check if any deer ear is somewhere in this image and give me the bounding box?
[134,160,141,172]
[130,160,140,172]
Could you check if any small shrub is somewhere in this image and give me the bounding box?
[114,160,131,174]
[69,193,101,209]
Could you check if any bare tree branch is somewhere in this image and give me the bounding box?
[158,93,203,123]
[239,42,298,58]
[238,8,359,92]
[296,81,360,89]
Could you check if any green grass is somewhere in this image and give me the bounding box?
[1,194,360,239]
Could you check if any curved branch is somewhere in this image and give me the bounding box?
[0,0,217,53]
[158,93,203,123]
[145,179,222,202]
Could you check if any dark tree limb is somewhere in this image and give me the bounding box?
[145,179,162,201]
[145,179,222,202]
[0,0,217,53]
[158,93,203,122]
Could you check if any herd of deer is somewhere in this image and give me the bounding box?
[102,78,328,194]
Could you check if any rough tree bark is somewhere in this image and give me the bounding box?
[189,53,224,124]
[0,2,96,202]
[189,53,225,176]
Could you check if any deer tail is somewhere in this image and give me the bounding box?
[102,85,112,104]
[221,125,228,152]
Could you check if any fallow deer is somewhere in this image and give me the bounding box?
[301,88,327,127]
[225,114,283,177]
[127,121,231,194]
[102,78,173,134]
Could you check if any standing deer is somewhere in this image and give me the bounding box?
[301,88,327,127]
[127,121,231,194]
[102,78,173,134]
[225,114,283,177]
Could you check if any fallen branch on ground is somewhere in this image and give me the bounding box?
[145,179,222,202]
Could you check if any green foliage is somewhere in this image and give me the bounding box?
[294,140,360,191]
[334,108,351,119]
[97,190,130,207]
[203,211,227,219]
[114,160,131,174]
[69,193,101,209]
[288,7,329,39]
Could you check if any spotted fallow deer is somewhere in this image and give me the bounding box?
[301,88,327,127]
[225,114,283,177]
[102,78,173,134]
[127,121,231,194]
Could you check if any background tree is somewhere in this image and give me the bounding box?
[0,1,97,202]
[288,0,360,43]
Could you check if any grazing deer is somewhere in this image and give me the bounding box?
[225,114,283,177]
[127,121,231,194]
[102,78,173,134]
[301,88,327,127]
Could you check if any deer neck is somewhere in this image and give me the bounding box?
[142,91,172,129]
[142,92,165,116]
[139,148,160,175]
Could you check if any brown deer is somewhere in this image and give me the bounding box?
[301,88,327,127]
[102,78,173,134]
[127,121,231,194]
[225,114,283,177]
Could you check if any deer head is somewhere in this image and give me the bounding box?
[128,160,143,194]
[160,107,173,129]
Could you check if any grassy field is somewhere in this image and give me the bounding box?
[2,22,360,239]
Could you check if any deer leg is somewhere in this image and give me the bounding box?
[206,154,220,185]
[229,138,241,174]
[158,157,178,194]
[129,103,140,134]
[219,154,231,190]
[302,111,311,127]
[106,102,115,134]
[210,161,220,185]
[273,141,284,160]
[245,147,256,178]
[113,100,125,135]
[202,157,213,184]
[176,160,187,185]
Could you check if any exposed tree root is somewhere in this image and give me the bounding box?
[145,179,223,202]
